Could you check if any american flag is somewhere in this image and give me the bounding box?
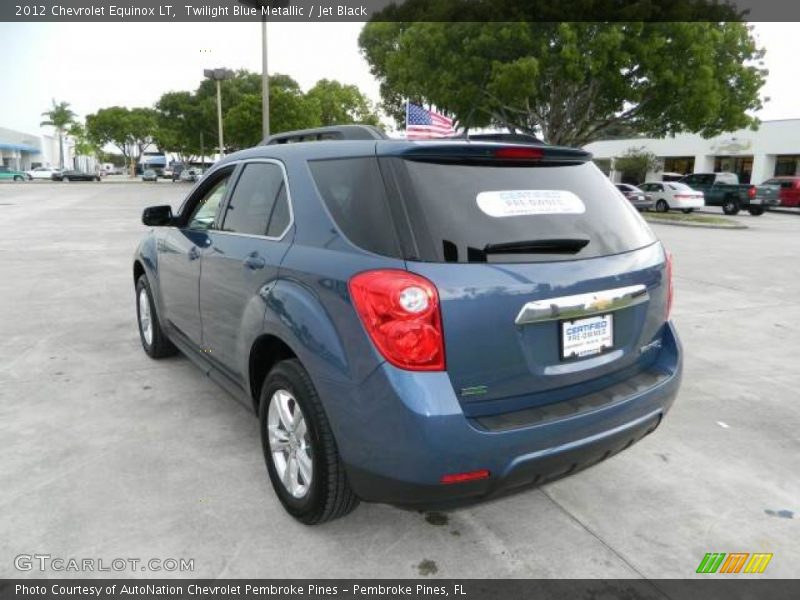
[405,102,456,139]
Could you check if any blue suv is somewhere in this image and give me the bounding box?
[133,125,682,524]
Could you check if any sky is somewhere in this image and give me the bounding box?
[0,22,796,137]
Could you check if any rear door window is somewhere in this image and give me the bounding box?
[222,162,287,237]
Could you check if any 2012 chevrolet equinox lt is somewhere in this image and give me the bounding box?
[133,125,682,524]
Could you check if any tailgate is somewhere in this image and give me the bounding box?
[409,242,668,415]
[754,184,781,205]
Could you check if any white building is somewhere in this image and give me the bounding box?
[0,126,98,172]
[584,118,800,185]
[0,127,44,170]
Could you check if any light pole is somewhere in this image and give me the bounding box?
[203,67,235,159]
[239,0,290,140]
[261,16,269,140]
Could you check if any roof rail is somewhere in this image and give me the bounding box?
[263,124,388,145]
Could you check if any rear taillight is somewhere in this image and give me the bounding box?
[665,251,674,320]
[349,270,445,371]
[748,186,756,198]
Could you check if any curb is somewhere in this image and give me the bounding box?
[643,216,747,230]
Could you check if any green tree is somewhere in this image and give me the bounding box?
[225,75,322,148]
[67,122,101,159]
[85,106,158,175]
[613,147,661,183]
[306,79,379,126]
[359,8,766,146]
[154,91,204,164]
[40,99,76,169]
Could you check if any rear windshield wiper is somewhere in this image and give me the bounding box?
[483,238,590,255]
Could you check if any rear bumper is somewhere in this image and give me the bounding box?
[672,197,704,209]
[750,196,780,207]
[319,321,682,507]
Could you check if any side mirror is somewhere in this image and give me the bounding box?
[142,205,174,227]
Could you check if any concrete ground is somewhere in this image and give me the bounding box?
[0,182,797,579]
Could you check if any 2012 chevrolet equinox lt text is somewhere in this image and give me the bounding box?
[133,125,682,524]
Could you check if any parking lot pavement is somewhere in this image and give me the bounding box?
[1,184,797,579]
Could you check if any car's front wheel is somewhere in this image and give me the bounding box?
[259,359,359,524]
[135,275,177,358]
[681,208,694,214]
[747,206,765,216]
[656,199,669,212]
[13,175,24,182]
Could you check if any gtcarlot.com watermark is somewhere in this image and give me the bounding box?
[14,554,194,573]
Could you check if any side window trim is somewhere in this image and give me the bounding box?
[215,158,295,241]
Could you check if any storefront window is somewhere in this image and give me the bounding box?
[662,157,695,175]
[775,155,800,177]
[714,156,753,183]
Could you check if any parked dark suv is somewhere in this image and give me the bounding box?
[134,125,682,524]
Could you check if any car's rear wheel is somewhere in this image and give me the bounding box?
[722,198,740,215]
[135,275,177,358]
[13,175,23,182]
[747,206,765,216]
[681,208,694,214]
[656,199,669,212]
[259,359,359,524]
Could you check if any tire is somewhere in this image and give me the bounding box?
[95,176,101,182]
[62,177,70,183]
[135,275,178,359]
[747,206,765,216]
[259,359,359,524]
[656,199,669,213]
[722,198,740,215]
[13,175,23,182]
[681,208,694,214]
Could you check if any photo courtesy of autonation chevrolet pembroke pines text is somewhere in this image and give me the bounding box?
[0,1,798,599]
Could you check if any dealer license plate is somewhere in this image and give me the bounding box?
[561,314,614,360]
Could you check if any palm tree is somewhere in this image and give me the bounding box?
[40,99,76,169]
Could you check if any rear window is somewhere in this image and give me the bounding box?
[393,159,655,263]
[668,183,692,191]
[309,157,655,263]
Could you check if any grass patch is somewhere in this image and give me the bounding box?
[642,212,742,228]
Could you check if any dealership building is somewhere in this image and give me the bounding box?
[0,126,94,171]
[584,118,800,184]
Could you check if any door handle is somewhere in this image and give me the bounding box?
[243,253,266,270]
[188,246,200,261]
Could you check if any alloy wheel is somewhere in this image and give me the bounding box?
[267,389,313,499]
[138,288,153,346]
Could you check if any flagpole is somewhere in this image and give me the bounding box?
[404,98,410,138]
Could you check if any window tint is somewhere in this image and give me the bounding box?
[309,157,401,257]
[392,159,655,263]
[187,175,230,230]
[222,162,285,236]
